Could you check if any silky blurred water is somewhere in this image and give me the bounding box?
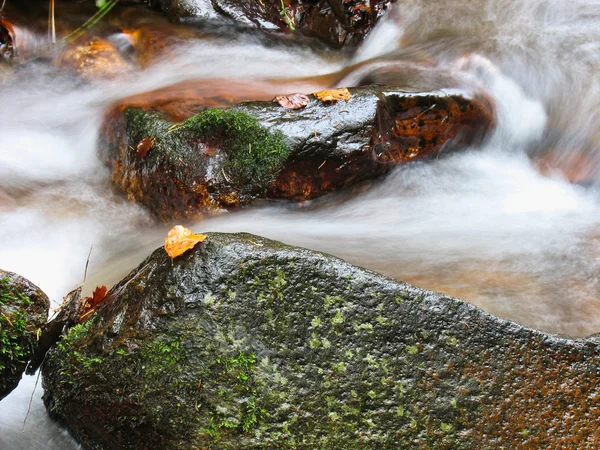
[2,1,600,448]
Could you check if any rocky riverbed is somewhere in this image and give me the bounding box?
[2,0,600,449]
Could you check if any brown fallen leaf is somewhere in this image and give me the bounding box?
[91,285,107,307]
[78,285,108,321]
[313,88,351,103]
[274,93,310,109]
[165,225,208,258]
[136,137,154,157]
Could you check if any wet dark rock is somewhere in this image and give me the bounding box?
[0,269,49,400]
[42,233,600,449]
[154,0,221,21]
[0,13,15,61]
[153,0,393,47]
[98,85,495,221]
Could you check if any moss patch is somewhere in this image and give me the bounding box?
[0,277,33,373]
[183,109,290,188]
[0,272,48,399]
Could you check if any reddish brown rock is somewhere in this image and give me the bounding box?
[105,77,325,122]
[98,85,495,221]
[58,36,133,80]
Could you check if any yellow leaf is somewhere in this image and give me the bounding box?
[164,225,208,258]
[313,88,351,103]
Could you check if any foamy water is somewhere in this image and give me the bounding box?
[2,1,600,447]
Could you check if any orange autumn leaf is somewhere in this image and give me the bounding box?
[91,285,107,307]
[78,285,108,322]
[313,88,351,103]
[164,225,208,258]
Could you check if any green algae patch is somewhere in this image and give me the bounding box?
[0,272,49,400]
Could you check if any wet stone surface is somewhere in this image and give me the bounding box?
[154,0,394,48]
[42,233,600,449]
[98,86,495,221]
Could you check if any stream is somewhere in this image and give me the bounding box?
[2,0,600,448]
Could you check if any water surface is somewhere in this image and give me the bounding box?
[2,1,600,447]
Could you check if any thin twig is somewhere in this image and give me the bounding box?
[165,124,185,135]
[15,0,120,67]
[79,307,96,321]
[411,104,437,126]
[1,311,13,327]
[64,0,120,43]
[221,167,230,183]
[1,0,7,13]
[84,245,93,284]
[21,361,44,432]
[49,0,56,44]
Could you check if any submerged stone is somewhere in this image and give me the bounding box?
[98,86,495,221]
[0,269,49,400]
[42,233,600,449]
[57,36,133,81]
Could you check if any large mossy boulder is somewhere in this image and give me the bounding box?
[43,233,600,449]
[153,0,393,48]
[0,269,49,400]
[99,86,494,221]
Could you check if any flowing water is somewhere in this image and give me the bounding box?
[2,0,600,447]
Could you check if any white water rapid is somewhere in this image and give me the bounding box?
[2,0,600,447]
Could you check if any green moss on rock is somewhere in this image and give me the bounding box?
[0,271,49,399]
[184,109,290,187]
[114,107,291,221]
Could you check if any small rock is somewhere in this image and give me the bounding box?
[0,269,49,400]
[57,36,133,81]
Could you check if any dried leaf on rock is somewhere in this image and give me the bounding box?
[136,137,154,157]
[313,88,351,103]
[165,225,208,258]
[91,285,107,307]
[274,93,309,109]
[78,285,108,322]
